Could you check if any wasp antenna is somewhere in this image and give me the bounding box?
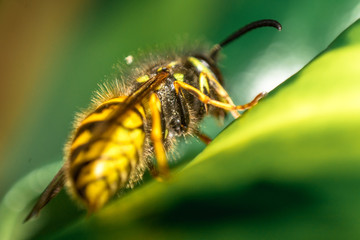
[210,19,282,61]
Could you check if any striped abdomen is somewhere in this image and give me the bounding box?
[66,97,146,211]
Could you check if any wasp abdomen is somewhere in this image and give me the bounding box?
[67,97,146,211]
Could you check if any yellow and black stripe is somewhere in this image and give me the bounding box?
[68,97,146,211]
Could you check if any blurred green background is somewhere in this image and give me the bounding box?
[0,0,360,239]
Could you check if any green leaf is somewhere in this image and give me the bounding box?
[46,19,360,240]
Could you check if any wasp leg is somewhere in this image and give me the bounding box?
[149,93,170,179]
[148,161,165,183]
[193,129,212,145]
[201,71,240,118]
[199,72,210,113]
[174,81,265,116]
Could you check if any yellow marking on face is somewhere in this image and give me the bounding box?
[173,72,184,82]
[136,75,150,83]
[199,72,210,93]
[188,57,205,71]
[188,56,217,80]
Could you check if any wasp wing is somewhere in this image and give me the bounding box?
[109,71,169,122]
[87,71,170,140]
[24,167,65,222]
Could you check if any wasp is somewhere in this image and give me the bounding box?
[24,19,282,222]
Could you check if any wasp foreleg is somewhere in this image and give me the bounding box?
[200,72,239,118]
[173,81,265,118]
